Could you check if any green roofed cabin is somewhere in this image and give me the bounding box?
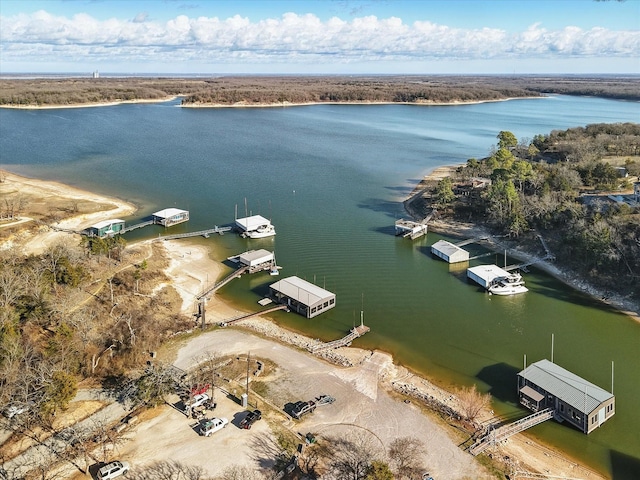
[518,359,615,434]
[87,219,125,238]
[152,208,189,227]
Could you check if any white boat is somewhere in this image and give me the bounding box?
[243,224,276,239]
[488,272,528,295]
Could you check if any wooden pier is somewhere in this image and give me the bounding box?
[196,265,249,301]
[156,226,232,241]
[454,236,490,247]
[395,210,435,240]
[308,324,370,353]
[121,219,155,233]
[469,408,554,456]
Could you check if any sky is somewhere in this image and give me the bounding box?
[0,0,638,75]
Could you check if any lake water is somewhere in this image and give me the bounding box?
[1,95,639,478]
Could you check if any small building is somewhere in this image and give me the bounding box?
[87,219,125,238]
[152,208,189,227]
[238,249,274,273]
[467,264,510,289]
[235,215,274,236]
[431,240,469,263]
[269,276,336,318]
[518,359,615,434]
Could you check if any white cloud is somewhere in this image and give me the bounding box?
[0,11,637,67]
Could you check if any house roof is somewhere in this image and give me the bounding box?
[518,359,613,414]
[269,276,334,306]
[153,208,188,218]
[431,240,469,259]
[90,219,125,229]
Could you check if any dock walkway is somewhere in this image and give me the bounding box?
[469,408,554,456]
[218,305,289,326]
[156,226,232,241]
[196,265,249,300]
[309,324,370,353]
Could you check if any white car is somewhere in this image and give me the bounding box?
[97,460,130,479]
[189,393,209,408]
[200,417,228,437]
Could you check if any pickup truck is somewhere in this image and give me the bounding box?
[239,409,262,429]
[200,417,228,437]
[291,400,316,419]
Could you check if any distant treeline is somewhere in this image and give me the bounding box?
[1,75,639,107]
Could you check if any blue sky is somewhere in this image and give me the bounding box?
[1,0,638,74]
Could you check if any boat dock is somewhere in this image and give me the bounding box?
[196,266,250,301]
[395,210,435,240]
[469,408,554,456]
[156,226,232,241]
[308,324,370,353]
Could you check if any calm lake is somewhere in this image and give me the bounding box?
[1,95,639,478]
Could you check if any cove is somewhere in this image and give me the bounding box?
[1,95,639,478]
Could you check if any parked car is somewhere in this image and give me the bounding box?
[190,393,209,408]
[239,409,262,429]
[200,417,228,437]
[97,460,130,480]
[291,400,316,419]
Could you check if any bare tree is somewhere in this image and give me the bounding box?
[322,431,385,480]
[127,460,210,480]
[456,384,492,425]
[388,436,427,479]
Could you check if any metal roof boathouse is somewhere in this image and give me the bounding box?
[431,240,469,263]
[518,359,615,434]
[152,208,189,227]
[269,276,335,319]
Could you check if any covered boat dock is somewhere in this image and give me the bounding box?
[269,276,336,319]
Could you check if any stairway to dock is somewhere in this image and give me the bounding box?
[196,265,249,300]
[218,304,289,326]
[469,408,554,456]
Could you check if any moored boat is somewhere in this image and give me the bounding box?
[488,272,528,295]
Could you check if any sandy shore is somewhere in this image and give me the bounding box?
[0,96,178,110]
[3,171,609,478]
[0,171,137,255]
[181,96,539,109]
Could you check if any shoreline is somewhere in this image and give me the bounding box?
[0,95,540,111]
[0,96,178,110]
[404,165,640,324]
[2,170,610,478]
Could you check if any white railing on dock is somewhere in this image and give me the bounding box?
[469,408,554,456]
[156,226,232,241]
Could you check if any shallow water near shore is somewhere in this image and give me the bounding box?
[2,95,639,478]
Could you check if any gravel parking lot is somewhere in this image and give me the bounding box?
[112,328,488,479]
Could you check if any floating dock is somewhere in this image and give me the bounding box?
[431,240,470,263]
[466,264,511,289]
[395,219,428,239]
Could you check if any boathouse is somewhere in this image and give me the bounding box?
[269,276,335,319]
[235,215,272,234]
[467,264,510,289]
[87,219,125,238]
[518,359,615,434]
[431,240,469,263]
[152,208,189,227]
[239,249,275,273]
